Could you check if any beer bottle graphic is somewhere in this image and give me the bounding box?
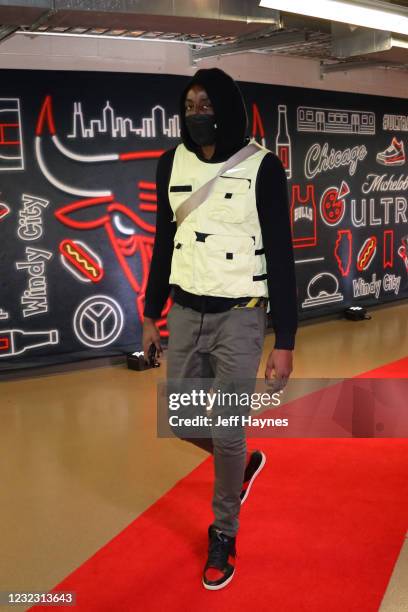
[276,105,292,179]
[0,329,59,357]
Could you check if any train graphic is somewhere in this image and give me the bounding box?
[297,106,376,135]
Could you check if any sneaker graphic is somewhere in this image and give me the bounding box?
[376,137,406,166]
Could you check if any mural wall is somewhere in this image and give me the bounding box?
[0,70,407,367]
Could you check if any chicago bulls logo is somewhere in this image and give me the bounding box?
[35,95,170,336]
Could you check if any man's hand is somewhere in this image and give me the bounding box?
[142,317,163,364]
[265,349,293,391]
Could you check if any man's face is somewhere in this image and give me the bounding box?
[184,84,214,117]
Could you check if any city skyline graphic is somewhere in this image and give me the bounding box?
[67,101,181,139]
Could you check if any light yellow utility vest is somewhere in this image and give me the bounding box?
[168,140,270,301]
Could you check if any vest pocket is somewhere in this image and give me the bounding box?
[169,190,193,223]
[194,234,255,296]
[253,247,267,280]
[170,227,195,288]
[207,177,251,223]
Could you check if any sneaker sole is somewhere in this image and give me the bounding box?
[202,569,235,590]
[240,451,267,505]
[376,156,405,166]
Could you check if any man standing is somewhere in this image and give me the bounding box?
[143,68,298,589]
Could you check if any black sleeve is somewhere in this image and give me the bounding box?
[143,148,177,319]
[255,152,298,350]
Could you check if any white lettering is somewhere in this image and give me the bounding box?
[305,142,367,179]
[17,194,49,242]
[15,247,52,317]
[353,273,381,300]
[383,114,408,131]
[362,173,408,194]
[351,197,408,227]
[294,206,313,222]
[383,273,401,295]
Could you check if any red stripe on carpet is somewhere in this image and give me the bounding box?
[29,357,408,611]
[357,355,408,378]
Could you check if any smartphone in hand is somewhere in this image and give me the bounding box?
[147,343,160,368]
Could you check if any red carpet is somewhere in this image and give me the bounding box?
[358,355,408,378]
[30,357,408,611]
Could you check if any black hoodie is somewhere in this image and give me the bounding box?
[179,67,248,163]
[144,69,298,350]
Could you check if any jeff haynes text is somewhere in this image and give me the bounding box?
[169,415,289,428]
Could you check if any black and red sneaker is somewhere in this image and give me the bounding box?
[202,525,236,590]
[240,450,266,504]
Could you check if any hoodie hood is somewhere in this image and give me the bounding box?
[179,68,249,163]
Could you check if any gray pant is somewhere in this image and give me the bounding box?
[166,301,266,537]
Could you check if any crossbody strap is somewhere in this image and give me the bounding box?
[175,141,260,228]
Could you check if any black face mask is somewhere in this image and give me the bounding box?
[185,114,217,146]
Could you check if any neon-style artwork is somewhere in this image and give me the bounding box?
[35,96,170,335]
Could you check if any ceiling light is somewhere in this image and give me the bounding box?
[392,37,408,49]
[88,28,109,35]
[105,29,127,36]
[259,0,408,36]
[70,27,89,34]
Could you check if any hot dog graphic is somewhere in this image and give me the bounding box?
[59,239,104,283]
[357,236,377,272]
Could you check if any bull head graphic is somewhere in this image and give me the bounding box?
[35,95,171,335]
